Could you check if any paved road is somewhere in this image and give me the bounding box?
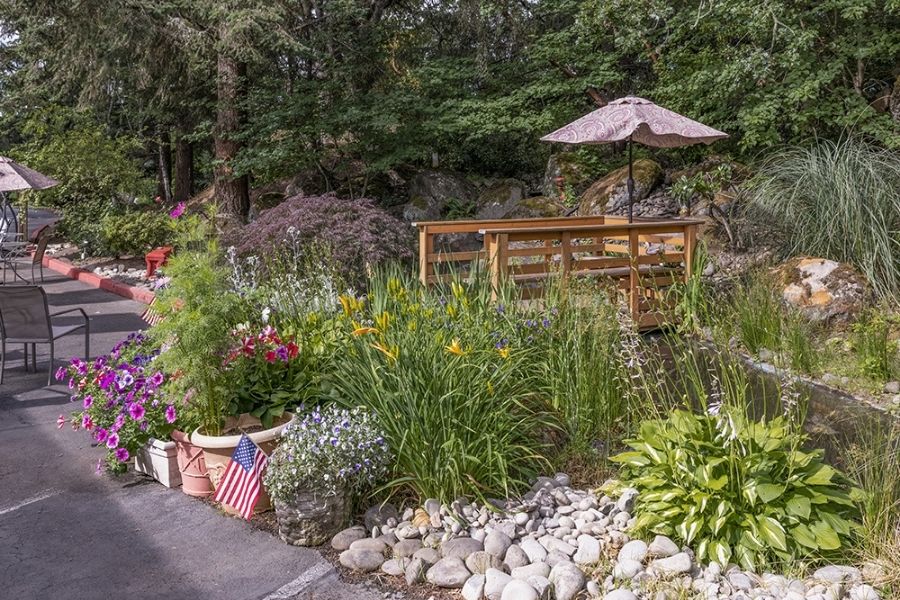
[0,271,386,600]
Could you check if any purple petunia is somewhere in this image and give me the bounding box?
[169,202,186,219]
[106,433,119,449]
[115,447,130,462]
[83,394,93,409]
[55,366,67,381]
[129,403,145,421]
[95,428,108,443]
[164,405,177,424]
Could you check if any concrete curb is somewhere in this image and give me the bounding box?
[41,256,156,304]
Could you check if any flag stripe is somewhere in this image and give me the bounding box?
[213,434,268,520]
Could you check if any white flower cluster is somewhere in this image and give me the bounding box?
[264,405,390,502]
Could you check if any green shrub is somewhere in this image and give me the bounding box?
[99,211,174,257]
[851,312,897,381]
[751,139,900,301]
[56,199,120,255]
[782,309,818,375]
[612,408,861,570]
[732,276,783,355]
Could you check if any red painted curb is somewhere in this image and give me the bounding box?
[42,256,156,304]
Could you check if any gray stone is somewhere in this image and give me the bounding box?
[612,558,643,579]
[395,522,420,540]
[520,537,548,563]
[427,557,471,588]
[412,546,440,565]
[546,550,570,567]
[495,521,518,539]
[615,488,639,513]
[586,580,601,597]
[466,551,504,575]
[813,565,862,584]
[331,526,366,551]
[549,561,586,600]
[348,538,388,554]
[728,572,753,590]
[501,579,539,600]
[393,538,423,558]
[526,575,552,599]
[647,535,679,558]
[539,536,576,556]
[485,531,514,559]
[485,568,513,600]
[364,503,399,530]
[503,544,531,570]
[849,584,880,600]
[617,540,648,563]
[463,574,487,600]
[443,537,485,560]
[381,557,409,576]
[405,557,428,585]
[514,512,530,526]
[424,498,441,517]
[339,548,385,572]
[649,552,692,576]
[573,534,601,565]
[511,561,550,580]
[604,590,638,600]
[883,381,900,394]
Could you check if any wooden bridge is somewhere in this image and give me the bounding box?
[413,214,702,330]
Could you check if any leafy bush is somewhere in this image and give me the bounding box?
[231,193,414,288]
[612,408,861,570]
[56,199,121,255]
[264,405,391,502]
[851,312,897,381]
[751,139,900,301]
[99,211,173,257]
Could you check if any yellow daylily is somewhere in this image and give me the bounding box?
[338,294,365,317]
[375,311,392,332]
[352,326,379,337]
[445,338,466,356]
[370,341,398,362]
[496,347,510,359]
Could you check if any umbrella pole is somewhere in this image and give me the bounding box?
[626,136,634,223]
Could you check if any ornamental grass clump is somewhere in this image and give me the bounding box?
[57,332,180,472]
[612,407,861,570]
[264,405,391,502]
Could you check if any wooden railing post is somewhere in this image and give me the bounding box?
[487,232,508,300]
[560,232,572,276]
[628,227,641,324]
[683,224,697,283]
[418,225,433,286]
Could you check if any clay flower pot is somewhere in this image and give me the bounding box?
[171,429,213,498]
[190,413,293,514]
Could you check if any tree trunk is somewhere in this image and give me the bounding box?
[214,39,249,223]
[174,134,194,203]
[156,128,173,203]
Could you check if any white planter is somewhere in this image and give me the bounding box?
[134,438,182,488]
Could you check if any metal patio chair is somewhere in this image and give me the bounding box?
[0,285,89,385]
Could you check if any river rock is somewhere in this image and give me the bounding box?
[511,561,550,580]
[604,590,639,600]
[331,526,366,551]
[520,537,548,563]
[549,561,586,600]
[849,584,880,600]
[574,534,601,565]
[813,565,862,584]
[412,547,440,564]
[443,537,485,560]
[501,579,539,600]
[393,538,423,558]
[485,531,514,559]
[364,503,399,529]
[466,550,504,575]
[485,568,513,600]
[348,538,388,554]
[527,575,552,598]
[339,548,385,572]
[427,557,471,588]
[381,557,409,576]
[616,488,639,513]
[618,540,648,563]
[647,535,679,558]
[613,558,643,579]
[463,574,487,600]
[728,572,753,590]
[649,552,692,576]
[405,556,428,585]
[503,544,531,570]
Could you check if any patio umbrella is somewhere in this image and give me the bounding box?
[0,157,59,238]
[541,96,728,222]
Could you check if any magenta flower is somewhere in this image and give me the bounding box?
[149,372,164,387]
[81,414,93,430]
[169,202,186,219]
[55,366,67,381]
[115,447,130,462]
[106,433,119,449]
[83,394,93,409]
[95,428,108,443]
[56,414,66,429]
[129,403,145,421]
[164,405,177,424]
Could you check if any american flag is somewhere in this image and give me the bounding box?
[213,434,268,519]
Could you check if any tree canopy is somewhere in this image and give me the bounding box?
[0,0,897,216]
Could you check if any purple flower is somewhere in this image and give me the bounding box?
[149,372,164,387]
[139,421,149,431]
[330,437,338,446]
[106,433,119,449]
[83,394,93,409]
[542,318,551,328]
[275,345,289,362]
[95,428,108,443]
[114,413,126,430]
[55,366,67,381]
[169,201,186,219]
[129,403,145,421]
[164,405,177,424]
[115,447,130,462]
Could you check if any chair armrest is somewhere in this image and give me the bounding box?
[50,308,89,322]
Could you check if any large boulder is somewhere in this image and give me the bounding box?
[578,159,662,216]
[475,179,527,220]
[774,257,868,323]
[543,152,593,201]
[403,170,477,222]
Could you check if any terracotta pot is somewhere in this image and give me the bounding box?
[190,413,293,514]
[171,429,213,498]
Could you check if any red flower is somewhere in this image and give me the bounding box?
[286,341,299,358]
[264,350,277,363]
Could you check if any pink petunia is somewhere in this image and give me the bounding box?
[81,414,94,430]
[164,405,177,424]
[115,447,130,462]
[95,428,108,443]
[106,433,119,449]
[83,394,93,409]
[129,403,145,421]
[169,202,186,219]
[56,414,66,429]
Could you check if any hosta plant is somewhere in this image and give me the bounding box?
[611,408,861,570]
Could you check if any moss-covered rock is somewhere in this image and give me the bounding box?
[542,152,594,200]
[475,179,526,220]
[578,159,662,216]
[402,170,478,222]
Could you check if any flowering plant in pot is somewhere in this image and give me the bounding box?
[264,405,390,546]
[57,332,181,473]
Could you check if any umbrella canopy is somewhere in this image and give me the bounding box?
[541,97,728,222]
[540,96,728,147]
[0,156,59,192]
